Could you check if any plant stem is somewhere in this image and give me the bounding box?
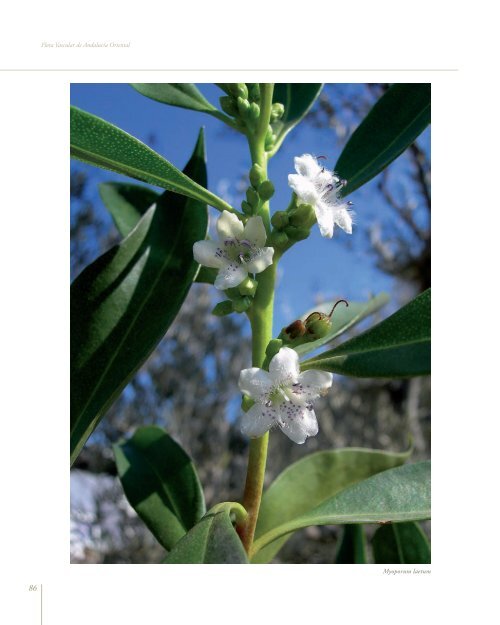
[236,84,276,554]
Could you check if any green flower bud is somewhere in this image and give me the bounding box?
[235,83,248,99]
[238,276,257,297]
[237,97,250,117]
[267,230,289,250]
[248,102,260,121]
[270,102,285,121]
[249,163,265,188]
[211,300,234,316]
[289,203,316,228]
[271,210,289,230]
[219,95,238,117]
[258,180,275,201]
[241,200,253,215]
[247,83,260,103]
[265,133,277,151]
[233,296,252,313]
[246,187,259,208]
[285,224,310,241]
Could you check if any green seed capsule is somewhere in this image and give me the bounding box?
[212,300,234,316]
[304,312,331,339]
[258,180,275,201]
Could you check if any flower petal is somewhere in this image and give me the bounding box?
[295,370,333,401]
[314,200,335,238]
[278,404,319,444]
[269,347,300,384]
[243,216,267,248]
[238,367,272,401]
[244,247,274,274]
[240,403,276,438]
[334,207,353,234]
[214,263,248,290]
[216,210,244,241]
[294,154,322,179]
[193,240,225,268]
[288,174,319,206]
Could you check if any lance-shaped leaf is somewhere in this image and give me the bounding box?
[294,293,390,357]
[164,502,249,564]
[113,426,205,551]
[270,84,323,154]
[372,521,431,564]
[99,182,160,237]
[131,83,218,114]
[251,462,430,558]
[70,106,232,213]
[252,446,411,563]
[335,83,431,196]
[301,289,430,378]
[70,131,208,465]
[336,524,368,564]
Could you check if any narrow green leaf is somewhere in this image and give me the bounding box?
[252,446,411,563]
[372,522,431,564]
[336,524,368,564]
[336,83,431,195]
[302,289,430,378]
[131,83,218,114]
[271,84,323,153]
[294,293,390,357]
[70,106,232,213]
[99,182,160,237]
[113,426,205,551]
[164,502,249,564]
[70,132,208,465]
[252,462,431,558]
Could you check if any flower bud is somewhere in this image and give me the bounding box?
[241,200,253,215]
[267,230,289,250]
[258,180,275,201]
[249,163,265,188]
[219,95,238,117]
[247,83,260,103]
[285,224,310,241]
[233,296,252,313]
[246,187,259,208]
[289,203,316,228]
[270,102,285,121]
[238,276,257,297]
[211,300,234,316]
[248,102,260,121]
[237,97,250,117]
[234,83,248,99]
[271,210,289,230]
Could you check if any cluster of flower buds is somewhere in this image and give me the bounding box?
[217,84,285,150]
[268,193,316,251]
[241,163,275,216]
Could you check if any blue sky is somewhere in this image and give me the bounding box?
[70,83,421,333]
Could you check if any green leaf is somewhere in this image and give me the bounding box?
[99,182,160,237]
[335,83,431,195]
[372,522,431,564]
[70,131,208,465]
[271,84,323,153]
[113,426,205,551]
[302,289,430,378]
[70,106,232,213]
[163,502,249,564]
[252,446,411,563]
[335,524,368,564]
[294,293,390,357]
[252,462,430,559]
[131,83,218,114]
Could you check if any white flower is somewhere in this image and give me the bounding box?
[288,154,354,238]
[238,347,333,444]
[193,211,274,290]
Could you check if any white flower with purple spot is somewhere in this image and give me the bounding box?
[238,346,333,444]
[193,211,274,290]
[288,154,354,239]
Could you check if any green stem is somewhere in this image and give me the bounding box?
[236,84,276,554]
